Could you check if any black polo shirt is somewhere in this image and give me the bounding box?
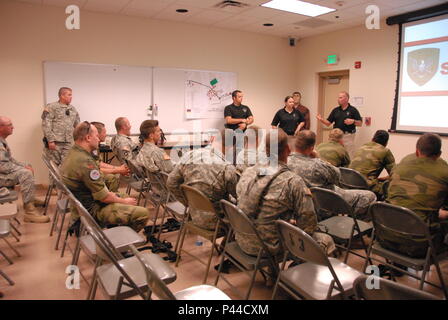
[327,104,362,134]
[224,104,253,130]
[271,107,304,136]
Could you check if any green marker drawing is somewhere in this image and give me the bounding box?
[210,78,218,86]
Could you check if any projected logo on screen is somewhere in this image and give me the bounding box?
[407,48,440,86]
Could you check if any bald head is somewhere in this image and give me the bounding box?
[0,116,13,138]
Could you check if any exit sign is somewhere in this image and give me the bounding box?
[327,54,338,65]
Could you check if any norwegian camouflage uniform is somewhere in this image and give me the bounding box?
[235,147,268,173]
[236,162,334,256]
[0,137,35,204]
[316,140,350,168]
[386,153,448,258]
[349,141,395,198]
[288,153,376,218]
[166,146,239,230]
[41,102,80,166]
[110,134,139,164]
[91,150,120,193]
[61,145,149,232]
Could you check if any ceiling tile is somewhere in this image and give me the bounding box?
[184,9,234,25]
[212,14,262,28]
[84,0,131,13]
[43,0,87,8]
[153,3,203,22]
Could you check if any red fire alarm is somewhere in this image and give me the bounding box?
[355,61,361,69]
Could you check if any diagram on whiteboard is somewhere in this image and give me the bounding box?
[185,70,236,119]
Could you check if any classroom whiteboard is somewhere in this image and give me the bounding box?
[43,61,152,135]
[153,67,236,133]
[43,62,237,135]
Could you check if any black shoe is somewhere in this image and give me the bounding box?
[214,259,233,274]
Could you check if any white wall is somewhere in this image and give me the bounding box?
[295,21,448,163]
[0,0,298,184]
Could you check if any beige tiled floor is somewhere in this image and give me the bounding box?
[1,186,447,300]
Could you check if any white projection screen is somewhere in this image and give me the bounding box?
[394,14,448,134]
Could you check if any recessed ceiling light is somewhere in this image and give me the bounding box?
[263,23,274,26]
[176,9,189,13]
[261,0,336,17]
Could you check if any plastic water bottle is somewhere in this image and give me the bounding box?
[195,236,203,247]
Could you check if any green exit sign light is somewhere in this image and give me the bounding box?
[327,55,337,64]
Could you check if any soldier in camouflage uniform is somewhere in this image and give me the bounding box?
[91,122,130,192]
[110,117,140,164]
[237,129,334,256]
[350,130,395,199]
[0,117,49,223]
[288,130,376,218]
[316,128,350,167]
[235,125,268,173]
[61,122,149,232]
[135,120,173,175]
[386,133,448,258]
[167,130,239,230]
[41,87,80,166]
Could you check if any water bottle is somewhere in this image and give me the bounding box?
[195,235,203,247]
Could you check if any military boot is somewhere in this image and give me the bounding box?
[23,203,50,223]
[33,197,46,207]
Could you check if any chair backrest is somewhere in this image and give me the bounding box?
[310,187,353,218]
[180,185,215,213]
[353,275,441,300]
[129,246,177,300]
[368,202,430,240]
[339,167,369,189]
[276,220,330,266]
[220,199,258,237]
[126,159,146,181]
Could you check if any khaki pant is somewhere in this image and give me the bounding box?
[342,133,356,158]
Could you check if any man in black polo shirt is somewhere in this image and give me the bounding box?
[224,90,254,131]
[316,91,362,157]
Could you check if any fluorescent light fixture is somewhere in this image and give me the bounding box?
[261,0,336,17]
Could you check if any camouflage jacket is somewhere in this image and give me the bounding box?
[41,102,80,143]
[316,141,350,167]
[287,153,341,190]
[387,153,448,224]
[350,141,395,185]
[166,146,239,229]
[236,162,317,255]
[135,141,173,174]
[235,147,268,173]
[0,137,26,175]
[110,134,139,164]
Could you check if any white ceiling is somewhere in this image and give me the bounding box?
[14,0,448,39]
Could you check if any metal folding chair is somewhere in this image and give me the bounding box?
[214,200,279,300]
[272,220,362,300]
[363,202,448,299]
[339,167,369,190]
[353,275,442,300]
[310,187,373,263]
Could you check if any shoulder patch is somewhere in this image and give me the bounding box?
[89,169,101,181]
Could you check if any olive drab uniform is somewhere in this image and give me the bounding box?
[386,153,448,258]
[349,141,395,199]
[288,153,376,218]
[236,162,334,256]
[316,141,351,168]
[61,145,149,232]
[92,150,120,193]
[166,146,239,230]
[110,134,139,164]
[0,137,35,204]
[41,102,80,166]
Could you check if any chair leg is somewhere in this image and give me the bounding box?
[9,230,20,243]
[60,229,71,258]
[71,237,82,266]
[43,184,54,216]
[55,212,67,250]
[10,223,21,238]
[175,225,188,267]
[0,269,14,286]
[2,238,20,257]
[203,240,215,284]
[87,257,101,300]
[0,249,13,265]
[150,202,162,235]
[433,261,448,299]
[49,207,60,237]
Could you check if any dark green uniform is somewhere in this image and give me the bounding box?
[316,141,350,168]
[386,153,448,257]
[61,145,149,232]
[350,141,395,198]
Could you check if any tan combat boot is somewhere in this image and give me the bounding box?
[23,202,50,223]
[34,197,46,207]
